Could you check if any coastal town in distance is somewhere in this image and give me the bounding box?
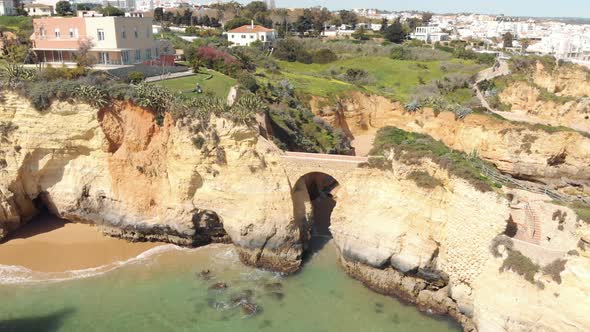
[0,0,589,332]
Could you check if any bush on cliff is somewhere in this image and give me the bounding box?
[370,126,497,192]
[500,249,540,283]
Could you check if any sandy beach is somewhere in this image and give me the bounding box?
[0,215,162,272]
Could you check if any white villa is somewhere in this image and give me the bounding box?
[227,22,276,47]
[411,26,450,43]
[24,3,54,16]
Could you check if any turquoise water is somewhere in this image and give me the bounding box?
[0,241,460,332]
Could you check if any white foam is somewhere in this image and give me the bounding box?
[0,243,211,285]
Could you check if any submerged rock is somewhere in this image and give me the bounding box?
[197,269,212,280]
[241,302,261,316]
[230,289,254,304]
[209,282,228,290]
[263,282,283,291]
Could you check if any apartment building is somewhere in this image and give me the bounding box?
[0,0,15,16]
[411,26,449,43]
[31,16,159,65]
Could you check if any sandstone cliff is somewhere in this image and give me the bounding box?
[0,92,302,272]
[325,157,590,332]
[311,92,590,192]
[1,92,590,332]
[498,80,590,133]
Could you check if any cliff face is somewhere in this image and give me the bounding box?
[311,93,590,191]
[327,159,590,332]
[533,62,590,98]
[498,81,590,133]
[0,92,302,272]
[1,93,590,331]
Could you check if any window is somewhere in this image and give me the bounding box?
[69,28,74,39]
[97,29,105,41]
[122,30,126,39]
[155,47,159,57]
[39,27,46,38]
[146,48,152,59]
[122,51,130,64]
[241,35,246,39]
[135,50,141,61]
[261,35,265,41]
[54,28,60,39]
[134,28,138,38]
[250,35,254,39]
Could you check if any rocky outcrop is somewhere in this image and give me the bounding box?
[0,92,302,272]
[533,61,590,98]
[498,81,590,133]
[325,157,590,332]
[311,93,590,192]
[1,92,590,331]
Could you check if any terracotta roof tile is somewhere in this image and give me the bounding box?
[228,25,274,33]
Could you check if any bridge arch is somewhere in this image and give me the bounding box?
[291,171,340,255]
[281,151,368,256]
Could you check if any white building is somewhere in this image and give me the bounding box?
[0,0,15,16]
[227,22,275,47]
[411,26,449,43]
[24,3,54,16]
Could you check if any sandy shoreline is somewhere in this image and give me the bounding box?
[0,215,162,272]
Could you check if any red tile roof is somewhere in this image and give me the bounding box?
[228,25,274,33]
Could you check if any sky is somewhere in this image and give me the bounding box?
[238,0,590,18]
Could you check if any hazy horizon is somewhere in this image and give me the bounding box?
[235,0,590,19]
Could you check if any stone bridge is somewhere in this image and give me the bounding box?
[280,151,369,185]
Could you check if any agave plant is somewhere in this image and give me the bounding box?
[454,107,473,120]
[0,63,37,86]
[134,82,173,114]
[76,85,108,108]
[230,94,264,125]
[404,100,422,113]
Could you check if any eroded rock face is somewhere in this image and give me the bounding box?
[499,80,590,133]
[327,160,590,332]
[0,92,302,272]
[1,92,590,331]
[311,93,590,191]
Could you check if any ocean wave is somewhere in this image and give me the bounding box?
[0,244,217,285]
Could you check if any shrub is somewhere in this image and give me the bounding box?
[500,249,540,283]
[40,65,87,81]
[406,170,443,189]
[312,49,338,64]
[370,127,497,192]
[571,203,590,223]
[490,235,514,257]
[542,259,567,284]
[76,85,108,108]
[404,100,422,113]
[237,73,259,93]
[127,71,145,84]
[273,39,312,64]
[454,107,472,120]
[134,83,173,123]
[342,68,370,84]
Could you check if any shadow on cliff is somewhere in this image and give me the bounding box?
[302,196,336,264]
[0,308,76,332]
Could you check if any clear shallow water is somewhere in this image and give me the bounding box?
[0,241,460,332]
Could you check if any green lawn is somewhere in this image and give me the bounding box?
[0,16,32,35]
[152,70,236,99]
[272,56,484,102]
